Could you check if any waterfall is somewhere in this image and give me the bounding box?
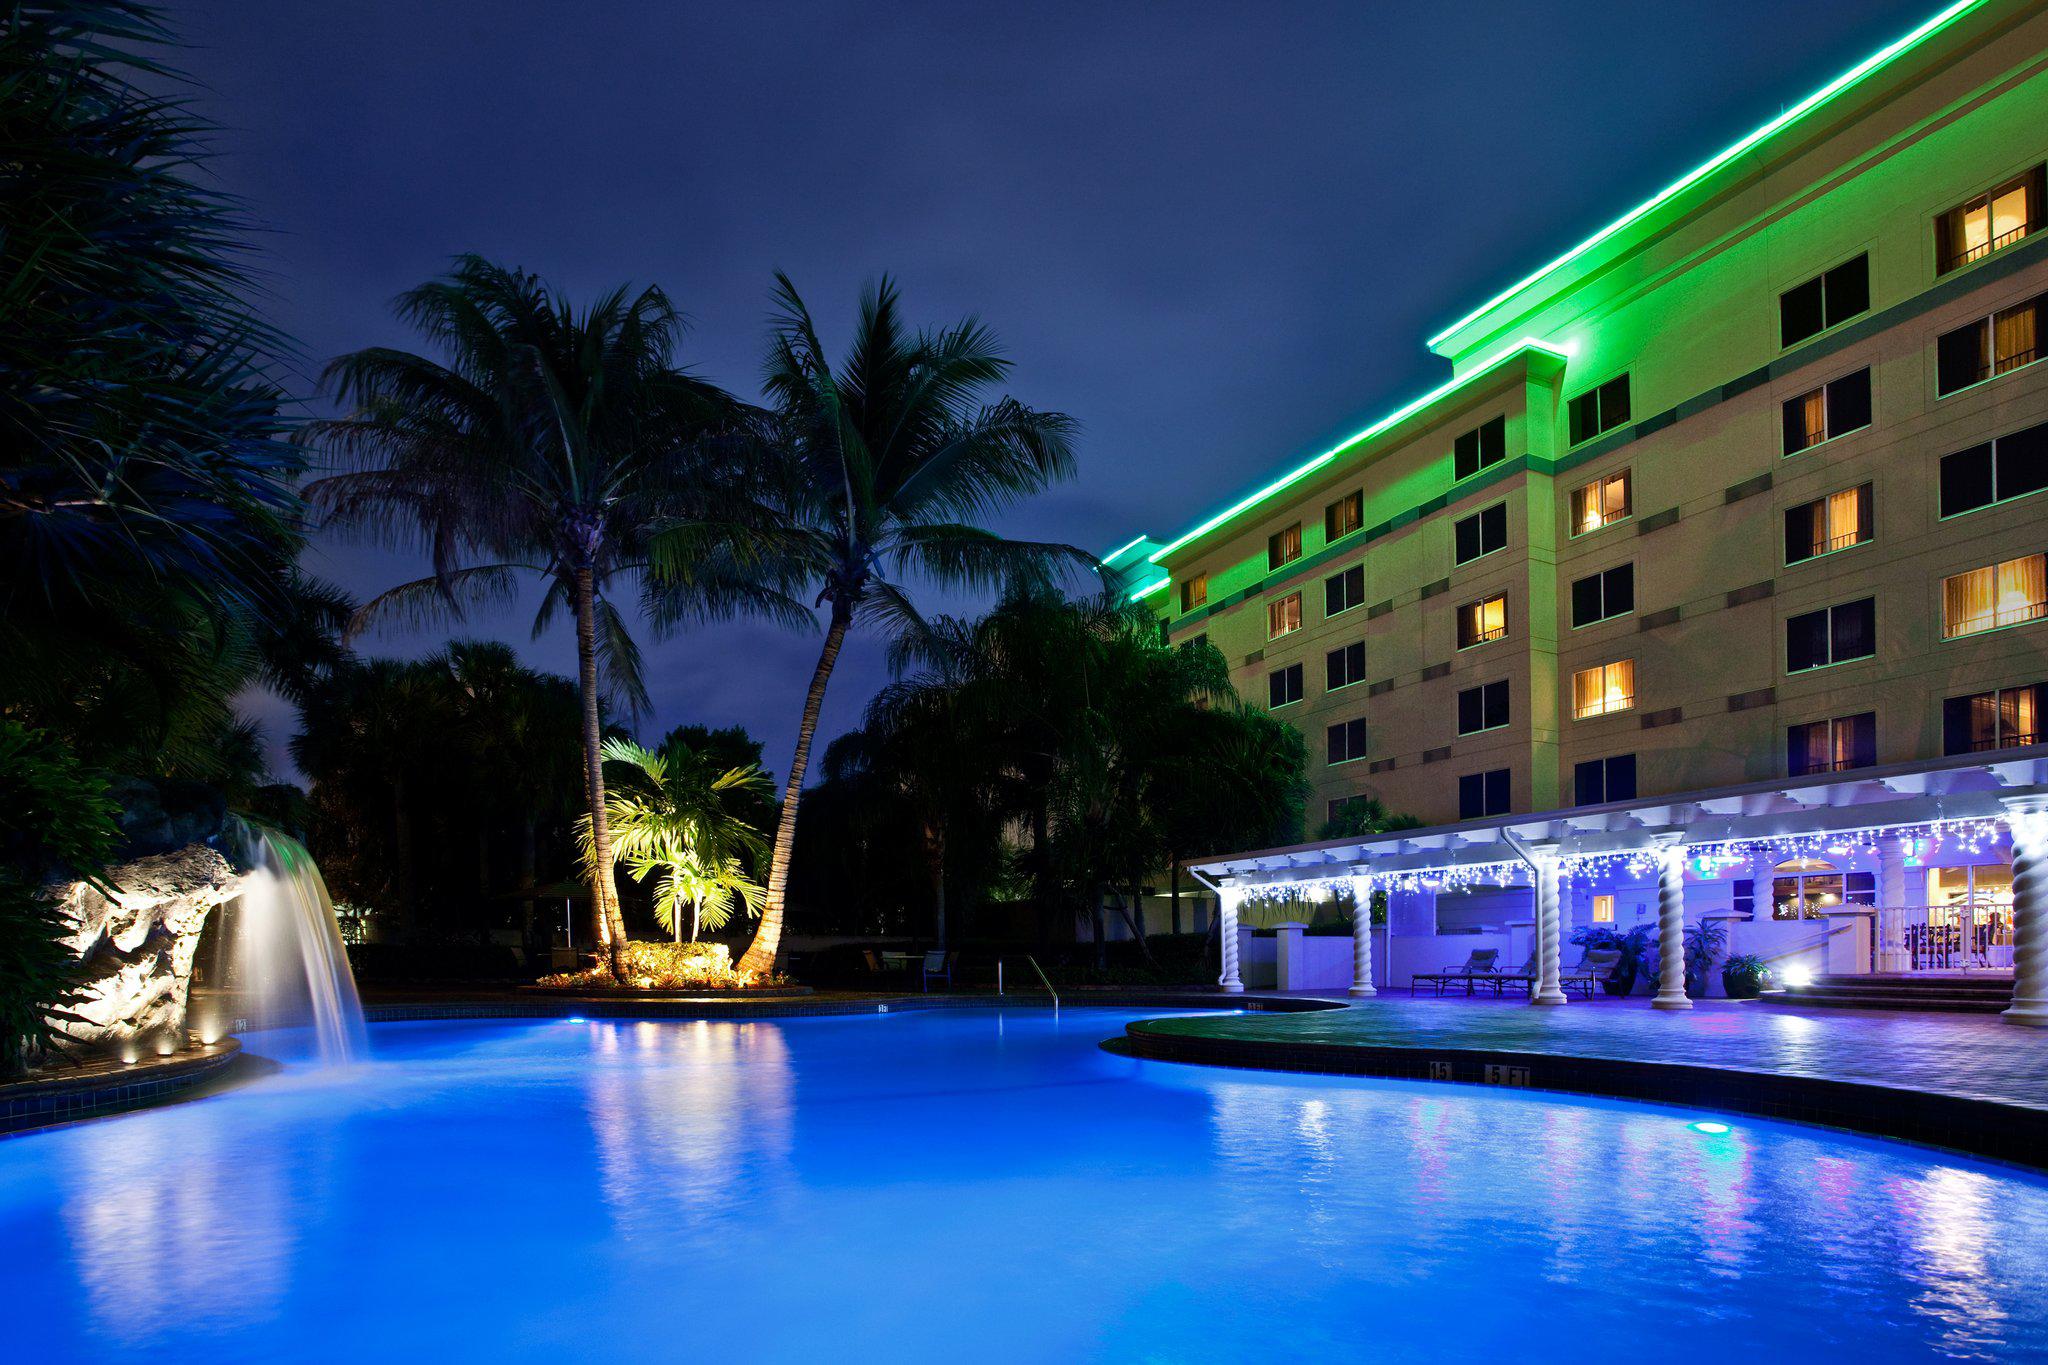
[234,826,367,1064]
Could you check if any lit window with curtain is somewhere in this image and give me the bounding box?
[1569,469,1631,535]
[1943,553,2048,638]
[1783,483,1871,564]
[1267,592,1302,639]
[1781,369,1871,455]
[1572,660,1635,719]
[1944,683,2044,754]
[1457,593,1507,648]
[1936,165,2044,275]
[1788,712,1876,776]
[1937,295,2046,395]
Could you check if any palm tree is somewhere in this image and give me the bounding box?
[710,275,1085,977]
[303,257,751,979]
[584,738,770,945]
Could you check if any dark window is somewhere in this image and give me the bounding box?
[1326,641,1366,691]
[1324,490,1363,542]
[1783,483,1873,564]
[1327,717,1368,764]
[1453,415,1508,480]
[1781,368,1872,455]
[1458,768,1511,820]
[1569,563,1635,627]
[1786,598,1875,673]
[1453,502,1508,564]
[1457,594,1508,648]
[1268,523,1302,570]
[1456,679,1510,735]
[1779,254,1869,347]
[1572,753,1637,806]
[1787,712,1876,776]
[1568,376,1632,446]
[1936,165,2045,275]
[1936,294,2044,396]
[1939,421,2048,517]
[1267,663,1302,708]
[1944,684,2044,754]
[1733,879,1755,918]
[1181,633,1208,653]
[1325,564,1365,616]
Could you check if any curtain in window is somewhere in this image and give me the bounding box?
[1825,488,1862,552]
[2000,553,2047,627]
[1995,301,2037,372]
[2007,686,2040,745]
[1944,566,1995,638]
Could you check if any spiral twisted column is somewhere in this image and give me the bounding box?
[2003,799,2048,1027]
[1651,839,1691,1011]
[1348,873,1377,998]
[1530,846,1567,1006]
[1218,886,1244,994]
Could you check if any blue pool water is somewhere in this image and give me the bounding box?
[3,1008,2046,1363]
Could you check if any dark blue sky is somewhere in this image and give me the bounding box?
[176,0,1938,783]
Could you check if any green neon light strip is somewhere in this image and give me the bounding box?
[1144,338,1570,564]
[1126,576,1169,601]
[1425,0,1987,349]
[1100,535,1151,567]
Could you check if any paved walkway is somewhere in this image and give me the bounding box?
[1137,993,2048,1111]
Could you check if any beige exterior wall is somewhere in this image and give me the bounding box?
[1143,0,2048,830]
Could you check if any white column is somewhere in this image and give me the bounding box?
[1218,886,1244,994]
[1274,921,1306,991]
[1652,839,1691,1011]
[1530,846,1566,1006]
[1348,873,1377,998]
[2003,799,2048,1026]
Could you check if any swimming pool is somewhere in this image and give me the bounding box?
[4,1008,2045,1362]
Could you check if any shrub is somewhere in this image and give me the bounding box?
[0,721,121,1075]
[537,939,777,991]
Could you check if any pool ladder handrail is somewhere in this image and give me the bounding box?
[997,954,1059,1009]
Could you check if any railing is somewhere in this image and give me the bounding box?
[1942,221,2032,274]
[1873,900,2014,974]
[997,955,1060,1009]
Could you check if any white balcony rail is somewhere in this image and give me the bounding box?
[1872,899,2014,973]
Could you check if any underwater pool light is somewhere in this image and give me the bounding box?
[1689,1121,1731,1135]
[567,1016,587,1023]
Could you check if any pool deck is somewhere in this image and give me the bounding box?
[1115,992,2048,1170]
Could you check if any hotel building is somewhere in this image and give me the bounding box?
[1106,0,2048,1019]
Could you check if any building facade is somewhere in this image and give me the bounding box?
[1107,0,2048,1015]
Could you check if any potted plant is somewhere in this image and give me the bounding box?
[1683,919,1729,998]
[1721,953,1770,999]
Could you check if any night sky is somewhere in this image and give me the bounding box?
[171,0,1939,785]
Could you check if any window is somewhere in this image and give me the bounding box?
[1783,483,1872,564]
[1573,753,1636,805]
[1572,660,1636,719]
[1944,684,2043,754]
[1457,593,1507,648]
[1453,415,1507,480]
[1324,491,1363,542]
[1936,165,2044,275]
[1458,768,1511,820]
[1786,598,1875,673]
[1939,422,2048,517]
[1782,369,1872,454]
[1787,712,1876,776]
[1326,641,1366,691]
[1327,717,1368,765]
[1456,679,1510,735]
[1268,523,1302,570]
[1591,894,1616,924]
[1267,662,1303,708]
[1567,375,1632,446]
[1943,553,2048,639]
[1325,564,1365,616]
[1570,469,1632,535]
[1179,572,1208,612]
[1181,633,1208,653]
[1453,502,1508,564]
[1267,592,1302,639]
[1937,294,2044,396]
[1779,254,1869,347]
[1569,563,1635,627]
[1771,859,1875,920]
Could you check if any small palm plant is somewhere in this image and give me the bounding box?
[581,738,771,946]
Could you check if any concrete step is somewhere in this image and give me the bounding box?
[1772,972,2012,1014]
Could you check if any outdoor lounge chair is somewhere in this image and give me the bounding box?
[1562,947,1622,999]
[1410,948,1500,996]
[919,950,955,992]
[1474,952,1536,997]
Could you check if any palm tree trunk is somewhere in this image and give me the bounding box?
[574,567,627,979]
[928,822,947,948]
[737,606,850,978]
[1169,858,1182,937]
[1089,882,1107,969]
